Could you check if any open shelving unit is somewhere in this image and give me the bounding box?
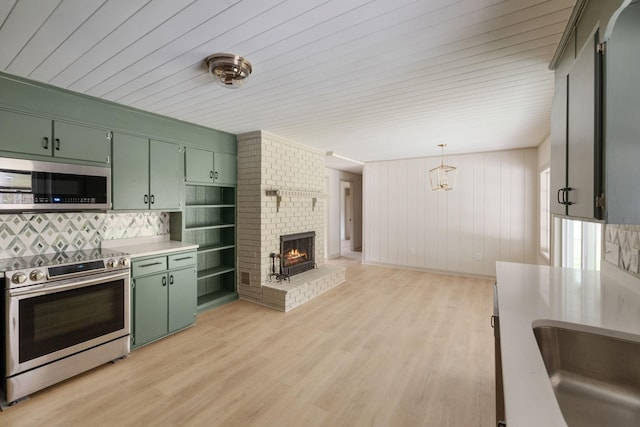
[171,184,237,312]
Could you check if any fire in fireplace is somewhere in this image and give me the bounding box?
[280,231,315,276]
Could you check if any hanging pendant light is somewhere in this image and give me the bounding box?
[429,144,457,191]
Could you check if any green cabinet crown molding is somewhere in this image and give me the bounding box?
[0,71,236,154]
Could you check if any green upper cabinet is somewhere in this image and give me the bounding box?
[112,133,182,210]
[550,27,603,220]
[185,147,236,185]
[603,1,640,223]
[0,109,51,156]
[214,152,237,185]
[53,121,111,164]
[150,139,183,210]
[112,133,149,210]
[0,109,111,165]
[185,147,214,184]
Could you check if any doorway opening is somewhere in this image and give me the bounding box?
[340,180,361,262]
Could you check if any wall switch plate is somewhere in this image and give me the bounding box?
[605,242,620,265]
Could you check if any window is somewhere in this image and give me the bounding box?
[539,167,550,260]
[560,218,602,270]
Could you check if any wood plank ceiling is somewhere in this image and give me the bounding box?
[0,0,575,162]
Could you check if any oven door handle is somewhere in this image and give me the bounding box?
[8,270,130,298]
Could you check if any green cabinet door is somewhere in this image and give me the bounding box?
[149,140,183,210]
[168,267,197,332]
[0,109,52,156]
[133,273,169,346]
[214,152,236,185]
[112,133,150,210]
[53,121,111,164]
[185,147,214,183]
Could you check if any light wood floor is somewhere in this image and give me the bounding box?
[1,264,495,426]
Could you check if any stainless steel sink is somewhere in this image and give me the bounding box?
[533,325,640,426]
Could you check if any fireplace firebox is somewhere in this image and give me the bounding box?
[280,231,316,276]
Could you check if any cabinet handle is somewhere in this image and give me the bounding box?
[139,261,163,268]
[210,171,213,179]
[214,171,219,180]
[150,194,155,204]
[162,276,167,286]
[169,275,174,285]
[55,138,60,150]
[43,137,49,149]
[557,188,564,205]
[564,187,574,206]
[173,256,193,261]
[144,194,148,204]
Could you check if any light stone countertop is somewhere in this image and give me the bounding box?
[496,261,640,427]
[102,235,198,259]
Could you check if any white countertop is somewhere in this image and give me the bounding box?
[102,235,198,258]
[496,261,640,427]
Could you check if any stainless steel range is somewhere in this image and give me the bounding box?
[1,249,131,404]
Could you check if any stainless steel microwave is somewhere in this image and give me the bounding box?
[0,157,110,211]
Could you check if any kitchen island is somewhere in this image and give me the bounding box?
[496,261,640,426]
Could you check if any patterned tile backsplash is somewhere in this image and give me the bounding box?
[0,212,169,259]
[604,224,640,278]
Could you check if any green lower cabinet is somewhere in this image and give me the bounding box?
[133,272,169,346]
[169,266,197,332]
[131,251,197,349]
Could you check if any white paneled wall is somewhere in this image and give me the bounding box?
[363,149,537,277]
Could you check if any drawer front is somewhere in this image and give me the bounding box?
[168,252,197,269]
[132,256,167,277]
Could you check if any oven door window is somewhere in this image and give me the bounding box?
[18,279,125,363]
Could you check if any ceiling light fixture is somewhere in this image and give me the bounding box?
[205,53,252,89]
[429,144,457,191]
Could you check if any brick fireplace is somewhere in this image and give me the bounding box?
[280,231,316,276]
[236,131,345,311]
